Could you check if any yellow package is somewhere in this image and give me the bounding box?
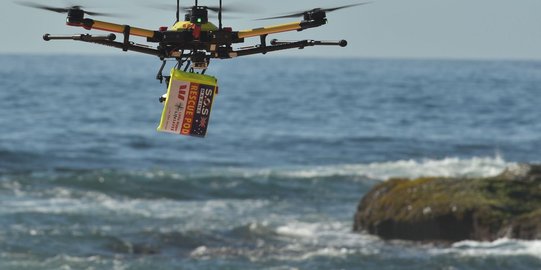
[157,68,218,137]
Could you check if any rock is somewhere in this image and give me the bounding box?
[353,164,541,242]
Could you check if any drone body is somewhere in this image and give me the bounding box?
[21,0,366,137]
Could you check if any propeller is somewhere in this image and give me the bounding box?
[256,2,371,21]
[17,2,118,17]
[149,3,258,14]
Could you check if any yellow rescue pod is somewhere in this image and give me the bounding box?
[157,68,218,137]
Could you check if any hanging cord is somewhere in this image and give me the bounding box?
[172,50,189,71]
[183,60,192,72]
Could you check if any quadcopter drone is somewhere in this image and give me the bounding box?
[19,0,367,137]
[20,0,367,71]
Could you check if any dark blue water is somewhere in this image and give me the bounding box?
[1,55,541,269]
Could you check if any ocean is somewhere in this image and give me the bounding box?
[1,55,540,269]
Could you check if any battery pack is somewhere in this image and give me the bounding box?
[157,68,218,137]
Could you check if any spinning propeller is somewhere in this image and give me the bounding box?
[17,2,117,17]
[146,1,259,25]
[148,3,257,14]
[256,2,371,20]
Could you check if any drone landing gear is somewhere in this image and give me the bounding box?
[156,60,169,84]
[270,39,347,48]
[43,33,116,42]
[43,33,161,56]
[230,38,347,58]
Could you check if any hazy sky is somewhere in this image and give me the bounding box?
[1,0,540,60]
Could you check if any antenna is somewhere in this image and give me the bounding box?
[176,0,180,22]
[218,0,222,29]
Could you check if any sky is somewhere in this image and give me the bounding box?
[1,0,541,60]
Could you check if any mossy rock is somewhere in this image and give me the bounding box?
[353,164,541,242]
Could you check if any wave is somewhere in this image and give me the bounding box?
[435,238,541,258]
[1,194,269,224]
[251,155,511,180]
[0,155,513,202]
[151,154,510,182]
[2,155,512,180]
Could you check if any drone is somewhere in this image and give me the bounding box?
[19,0,368,137]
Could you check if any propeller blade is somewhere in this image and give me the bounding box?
[256,2,371,21]
[255,12,305,21]
[321,2,372,13]
[205,3,258,13]
[147,3,179,10]
[17,1,120,17]
[205,6,224,13]
[83,11,119,17]
[148,3,258,14]
[17,2,69,13]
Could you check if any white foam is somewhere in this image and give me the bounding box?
[0,192,269,227]
[119,155,512,182]
[276,221,350,239]
[276,222,320,238]
[294,247,355,261]
[435,238,541,258]
[274,221,382,252]
[239,155,513,181]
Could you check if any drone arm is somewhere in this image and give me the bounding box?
[238,22,302,39]
[67,18,157,39]
[238,19,326,39]
[91,21,155,38]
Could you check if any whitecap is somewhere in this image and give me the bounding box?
[244,155,512,181]
[435,238,541,258]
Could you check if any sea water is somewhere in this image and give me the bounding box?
[0,55,540,269]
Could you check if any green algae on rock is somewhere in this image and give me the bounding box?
[353,164,541,242]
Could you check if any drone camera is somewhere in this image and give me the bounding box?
[191,51,209,69]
